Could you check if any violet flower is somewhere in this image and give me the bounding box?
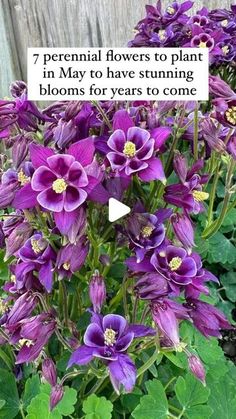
[42,358,57,386]
[89,272,106,313]
[188,354,206,385]
[56,240,89,279]
[184,299,231,338]
[68,313,155,393]
[126,210,166,262]
[171,213,195,253]
[18,233,56,292]
[151,298,189,349]
[107,111,166,183]
[164,156,209,214]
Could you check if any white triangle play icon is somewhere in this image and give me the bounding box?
[108,198,131,222]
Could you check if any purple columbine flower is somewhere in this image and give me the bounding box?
[42,358,57,386]
[184,299,231,338]
[151,245,198,288]
[151,298,189,349]
[13,140,109,233]
[188,354,206,385]
[214,99,236,128]
[126,210,166,262]
[164,156,209,214]
[68,313,155,394]
[50,385,64,411]
[15,313,56,364]
[228,136,236,160]
[171,213,195,254]
[209,75,236,99]
[56,239,89,280]
[107,111,166,183]
[18,233,56,292]
[135,272,169,300]
[89,272,106,313]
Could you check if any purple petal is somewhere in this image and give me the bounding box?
[128,324,156,338]
[138,157,166,182]
[108,130,126,153]
[103,314,127,338]
[68,345,94,367]
[136,138,154,160]
[47,154,74,177]
[126,256,154,273]
[64,186,87,212]
[31,166,56,191]
[13,183,38,209]
[67,161,88,188]
[84,323,104,347]
[151,127,171,150]
[125,160,148,176]
[88,183,109,204]
[166,246,186,262]
[30,143,54,169]
[54,209,79,235]
[37,188,64,212]
[176,257,197,277]
[38,261,53,292]
[112,110,134,134]
[68,137,95,166]
[108,354,136,393]
[127,127,150,150]
[107,152,127,170]
[116,332,134,351]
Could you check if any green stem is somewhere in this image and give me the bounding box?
[60,370,83,385]
[60,281,69,327]
[169,404,182,414]
[207,159,221,225]
[84,374,108,397]
[122,275,129,321]
[193,103,199,161]
[137,349,160,378]
[92,101,112,130]
[0,348,13,370]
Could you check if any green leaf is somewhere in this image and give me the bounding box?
[185,405,212,419]
[207,232,236,265]
[207,375,236,419]
[22,374,41,409]
[174,374,210,418]
[26,384,77,419]
[164,352,185,369]
[82,394,113,419]
[132,380,168,419]
[221,272,236,302]
[0,369,19,419]
[0,402,5,410]
[194,332,223,365]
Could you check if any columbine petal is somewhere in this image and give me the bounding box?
[112,110,134,134]
[84,323,104,347]
[30,143,54,169]
[151,127,171,150]
[103,314,127,338]
[37,188,64,212]
[127,324,156,338]
[108,354,136,394]
[68,137,95,166]
[67,161,88,188]
[138,157,166,182]
[116,332,134,351]
[31,166,57,191]
[47,154,75,177]
[64,187,87,212]
[38,260,53,293]
[127,127,150,150]
[12,183,38,209]
[68,345,94,367]
[108,130,126,153]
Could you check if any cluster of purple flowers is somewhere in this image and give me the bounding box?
[129,1,236,66]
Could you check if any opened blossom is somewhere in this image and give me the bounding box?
[68,313,155,393]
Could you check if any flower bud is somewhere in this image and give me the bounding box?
[188,355,206,385]
[10,80,27,98]
[42,358,57,387]
[173,152,188,183]
[50,384,64,411]
[89,271,106,313]
[209,75,235,99]
[171,213,195,253]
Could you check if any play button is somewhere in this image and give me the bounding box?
[108,198,131,222]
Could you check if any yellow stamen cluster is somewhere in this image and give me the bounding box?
[123,141,136,158]
[31,239,43,254]
[225,106,236,126]
[199,41,207,48]
[221,19,228,27]
[169,256,182,271]
[0,299,6,314]
[222,46,229,55]
[19,339,34,348]
[52,178,67,194]
[10,275,16,283]
[192,190,209,202]
[142,225,154,238]
[63,262,71,271]
[104,328,116,346]
[158,30,166,41]
[18,169,30,186]
[166,6,175,14]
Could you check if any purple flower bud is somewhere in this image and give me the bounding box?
[209,75,235,100]
[99,254,110,266]
[12,135,30,169]
[89,271,106,313]
[50,384,64,411]
[42,358,57,386]
[5,221,33,259]
[188,354,206,385]
[53,119,77,149]
[173,152,188,183]
[10,80,27,98]
[171,213,195,253]
[135,273,169,300]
